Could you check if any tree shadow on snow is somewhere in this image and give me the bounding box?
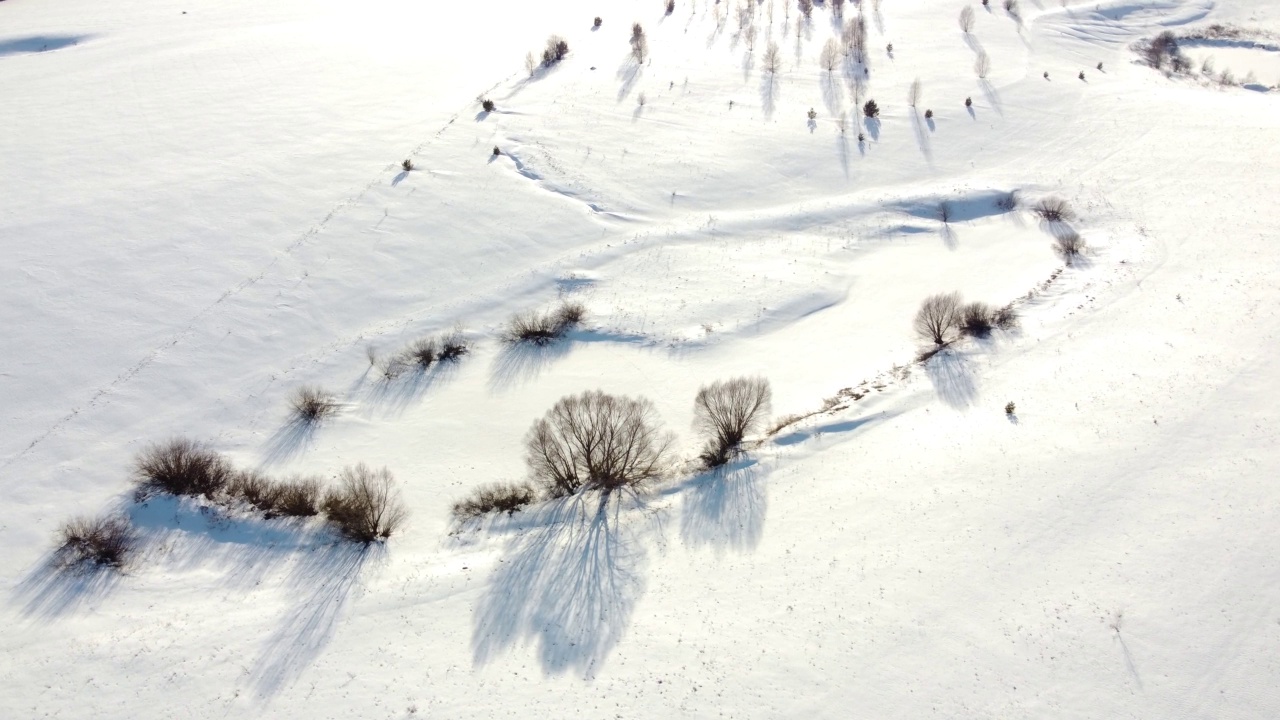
[487,340,573,392]
[260,417,320,468]
[249,541,382,699]
[12,555,126,621]
[359,360,461,418]
[910,111,933,163]
[679,459,767,554]
[924,347,979,409]
[617,56,642,102]
[471,492,651,678]
[0,35,91,57]
[760,73,778,119]
[865,116,881,141]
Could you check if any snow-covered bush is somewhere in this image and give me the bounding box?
[57,514,137,569]
[525,390,674,497]
[452,481,537,520]
[694,377,772,468]
[323,464,407,542]
[134,438,234,499]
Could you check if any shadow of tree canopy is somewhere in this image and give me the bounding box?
[471,492,651,677]
[679,460,767,554]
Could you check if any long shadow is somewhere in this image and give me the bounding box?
[487,339,572,391]
[12,555,125,620]
[472,493,649,677]
[391,170,410,187]
[910,111,933,163]
[0,35,91,57]
[979,79,1003,115]
[260,417,319,467]
[249,541,381,698]
[865,116,881,141]
[616,56,642,102]
[760,73,777,119]
[679,460,766,554]
[837,132,850,178]
[360,360,461,416]
[924,348,979,409]
[940,222,959,250]
[820,72,844,116]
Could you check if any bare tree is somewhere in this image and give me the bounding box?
[844,16,867,62]
[820,38,841,72]
[960,5,976,33]
[526,390,675,497]
[631,23,649,63]
[323,464,407,542]
[694,377,772,468]
[975,50,991,78]
[798,0,814,20]
[525,51,537,77]
[831,0,846,16]
[914,292,964,345]
[908,78,922,107]
[763,40,782,74]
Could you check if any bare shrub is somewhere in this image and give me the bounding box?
[820,39,841,72]
[693,377,772,468]
[1140,31,1179,69]
[975,49,991,78]
[323,464,407,542]
[914,292,963,345]
[1033,196,1076,223]
[226,470,281,512]
[863,99,880,118]
[996,189,1019,211]
[505,300,584,345]
[960,5,975,33]
[403,338,437,369]
[631,23,648,62]
[401,159,413,172]
[481,98,495,112]
[958,301,995,337]
[542,35,569,66]
[992,303,1019,330]
[58,515,137,568]
[924,109,934,119]
[1054,230,1086,264]
[273,476,323,517]
[763,41,782,74]
[291,385,339,423]
[908,78,921,107]
[134,438,233,499]
[437,330,470,361]
[525,390,674,497]
[452,481,538,520]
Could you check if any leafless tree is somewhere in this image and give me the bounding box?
[525,390,675,497]
[844,16,867,62]
[820,38,841,72]
[763,41,783,74]
[975,49,991,78]
[960,5,976,33]
[798,0,814,20]
[914,292,964,345]
[694,377,772,468]
[323,464,407,542]
[908,78,922,107]
[631,23,649,62]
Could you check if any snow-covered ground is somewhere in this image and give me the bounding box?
[3,0,1279,717]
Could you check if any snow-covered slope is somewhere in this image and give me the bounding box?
[3,0,1279,717]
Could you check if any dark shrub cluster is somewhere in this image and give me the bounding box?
[1138,31,1184,70]
[57,514,137,569]
[694,377,772,469]
[376,329,470,380]
[134,438,234,500]
[915,292,1015,345]
[863,99,880,118]
[481,98,495,112]
[505,300,585,345]
[542,35,569,66]
[133,439,404,540]
[1032,196,1076,223]
[1054,230,1087,264]
[452,482,537,520]
[291,385,340,424]
[631,23,648,62]
[324,464,408,542]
